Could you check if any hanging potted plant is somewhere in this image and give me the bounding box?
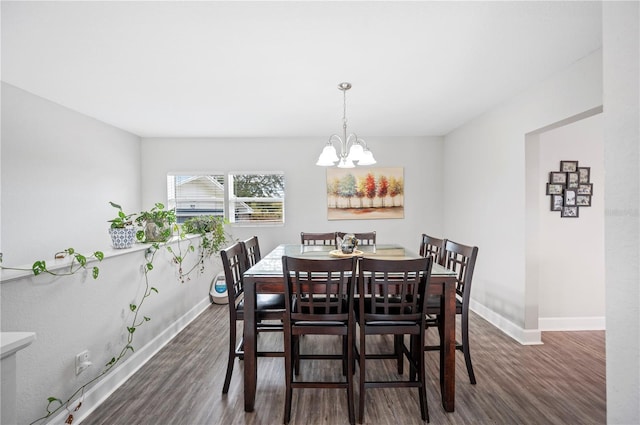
[135,203,177,243]
[108,202,137,249]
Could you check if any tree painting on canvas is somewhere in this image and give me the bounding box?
[327,167,404,220]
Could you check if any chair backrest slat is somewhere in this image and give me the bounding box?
[300,232,337,246]
[336,231,376,246]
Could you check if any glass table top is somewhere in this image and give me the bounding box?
[244,244,457,277]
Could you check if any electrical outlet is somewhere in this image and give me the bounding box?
[75,350,92,375]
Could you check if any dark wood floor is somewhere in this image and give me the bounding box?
[83,304,606,425]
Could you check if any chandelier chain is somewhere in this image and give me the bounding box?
[342,88,348,131]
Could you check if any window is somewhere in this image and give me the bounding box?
[229,172,285,225]
[167,175,225,223]
[167,172,285,225]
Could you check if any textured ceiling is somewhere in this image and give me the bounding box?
[1,1,602,138]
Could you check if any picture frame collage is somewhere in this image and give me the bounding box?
[546,160,593,218]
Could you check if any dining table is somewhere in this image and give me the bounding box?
[242,243,459,412]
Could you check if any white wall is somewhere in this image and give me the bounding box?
[0,86,220,424]
[140,136,444,254]
[537,113,605,327]
[442,50,603,342]
[1,83,142,265]
[602,2,639,423]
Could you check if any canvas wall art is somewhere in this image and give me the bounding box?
[326,167,404,220]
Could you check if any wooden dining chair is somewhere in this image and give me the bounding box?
[424,239,479,384]
[281,255,357,425]
[356,256,433,423]
[419,233,446,265]
[241,235,262,268]
[336,231,377,246]
[300,231,337,246]
[220,242,285,394]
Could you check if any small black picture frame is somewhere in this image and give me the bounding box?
[560,160,579,173]
[561,206,579,218]
[567,172,579,188]
[551,194,564,211]
[546,183,564,195]
[578,167,590,183]
[564,189,577,206]
[576,195,592,206]
[550,172,567,184]
[577,183,593,195]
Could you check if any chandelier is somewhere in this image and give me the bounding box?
[316,82,376,168]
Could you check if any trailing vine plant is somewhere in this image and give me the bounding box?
[0,248,104,280]
[16,211,229,424]
[166,215,228,283]
[29,245,161,425]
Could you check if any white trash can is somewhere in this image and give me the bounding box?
[210,272,228,304]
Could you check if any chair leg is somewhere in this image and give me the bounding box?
[293,335,300,376]
[415,334,429,422]
[461,309,477,385]
[395,334,404,374]
[342,335,348,376]
[358,330,366,424]
[346,333,355,425]
[284,328,293,424]
[222,321,237,394]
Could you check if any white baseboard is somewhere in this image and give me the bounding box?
[470,300,543,345]
[48,297,212,425]
[538,316,606,331]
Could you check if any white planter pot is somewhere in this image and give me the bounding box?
[108,227,136,249]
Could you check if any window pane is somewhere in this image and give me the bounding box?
[168,175,225,223]
[229,173,285,225]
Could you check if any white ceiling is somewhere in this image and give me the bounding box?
[1,1,602,138]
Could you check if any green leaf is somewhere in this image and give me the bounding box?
[127,327,136,334]
[75,254,87,267]
[106,357,116,366]
[129,304,137,312]
[144,316,151,321]
[151,287,159,294]
[47,397,61,403]
[109,201,122,210]
[189,245,195,252]
[136,230,145,241]
[154,202,165,209]
[94,251,105,261]
[166,246,173,253]
[126,345,135,353]
[146,263,154,271]
[32,261,46,276]
[92,267,99,279]
[67,248,75,255]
